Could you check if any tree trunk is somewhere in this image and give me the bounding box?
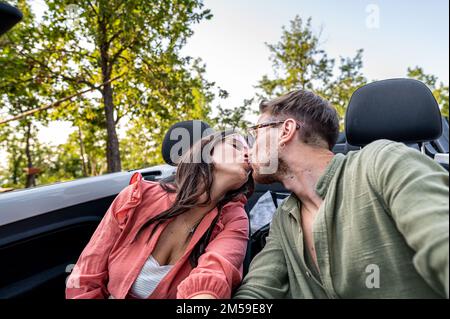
[101,80,121,173]
[77,125,88,177]
[11,145,22,185]
[87,154,93,176]
[97,1,121,174]
[24,122,36,188]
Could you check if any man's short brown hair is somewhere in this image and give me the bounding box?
[260,90,340,150]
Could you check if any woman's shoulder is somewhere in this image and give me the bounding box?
[112,172,170,226]
[220,195,248,224]
[118,172,166,202]
[129,172,172,196]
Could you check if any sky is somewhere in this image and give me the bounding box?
[1,0,449,165]
[180,0,449,110]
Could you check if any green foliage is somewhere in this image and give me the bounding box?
[256,16,367,130]
[255,16,448,131]
[0,126,27,187]
[257,16,334,99]
[1,0,221,188]
[320,49,367,129]
[37,0,215,172]
[0,0,56,188]
[212,99,254,132]
[1,7,447,190]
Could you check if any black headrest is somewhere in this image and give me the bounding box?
[162,120,214,166]
[345,79,442,146]
[0,3,23,36]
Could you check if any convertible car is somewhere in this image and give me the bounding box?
[0,3,448,299]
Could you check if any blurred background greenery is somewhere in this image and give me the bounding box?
[0,0,448,190]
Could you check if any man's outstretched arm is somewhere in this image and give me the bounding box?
[372,141,449,298]
[234,210,290,299]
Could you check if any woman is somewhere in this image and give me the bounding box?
[65,130,253,299]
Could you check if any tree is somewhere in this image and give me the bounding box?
[1,0,221,188]
[0,0,53,187]
[257,16,334,99]
[24,0,214,173]
[119,57,222,170]
[213,99,254,131]
[321,49,367,129]
[255,16,367,129]
[0,126,27,188]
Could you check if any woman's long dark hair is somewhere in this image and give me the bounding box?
[133,130,254,267]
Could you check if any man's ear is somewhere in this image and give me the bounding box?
[279,119,298,146]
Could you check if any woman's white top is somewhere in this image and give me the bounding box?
[129,255,173,299]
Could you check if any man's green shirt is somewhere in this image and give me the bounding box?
[235,140,449,299]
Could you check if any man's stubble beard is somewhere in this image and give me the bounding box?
[252,156,290,185]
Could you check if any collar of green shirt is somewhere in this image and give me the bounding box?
[280,153,346,221]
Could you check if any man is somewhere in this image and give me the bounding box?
[234,90,449,299]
